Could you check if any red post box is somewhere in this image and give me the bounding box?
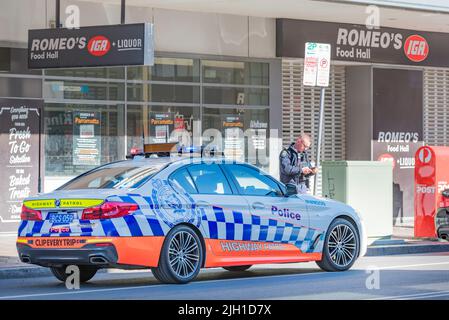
[414,146,449,238]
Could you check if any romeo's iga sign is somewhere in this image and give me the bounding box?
[28,23,154,68]
[277,19,447,67]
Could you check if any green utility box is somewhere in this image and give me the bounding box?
[321,161,393,239]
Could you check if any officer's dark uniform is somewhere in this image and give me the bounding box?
[279,143,313,194]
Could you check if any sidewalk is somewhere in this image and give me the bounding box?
[1,228,448,280]
[0,234,53,279]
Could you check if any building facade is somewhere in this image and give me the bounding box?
[1,0,449,233]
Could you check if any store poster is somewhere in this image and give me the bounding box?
[73,111,101,166]
[372,68,423,226]
[222,115,244,160]
[0,98,42,233]
[249,119,269,166]
[149,112,174,144]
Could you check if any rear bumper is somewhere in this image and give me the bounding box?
[17,243,118,267]
[16,236,165,268]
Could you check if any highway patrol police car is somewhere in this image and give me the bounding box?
[17,154,367,284]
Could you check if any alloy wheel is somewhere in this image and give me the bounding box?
[168,230,200,279]
[327,224,357,268]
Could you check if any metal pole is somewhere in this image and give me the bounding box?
[55,0,60,28]
[121,0,126,24]
[313,86,326,196]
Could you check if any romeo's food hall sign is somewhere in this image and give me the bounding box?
[28,23,154,69]
[277,19,446,67]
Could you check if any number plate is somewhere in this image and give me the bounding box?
[48,212,75,224]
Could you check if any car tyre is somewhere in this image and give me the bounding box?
[152,225,203,284]
[316,218,359,272]
[50,265,98,283]
[223,265,252,272]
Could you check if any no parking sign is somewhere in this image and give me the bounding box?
[303,42,331,87]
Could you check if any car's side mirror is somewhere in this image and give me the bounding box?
[285,183,297,197]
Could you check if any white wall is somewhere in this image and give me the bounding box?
[1,0,275,58]
[153,9,275,58]
[0,0,47,47]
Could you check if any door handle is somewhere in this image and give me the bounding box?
[252,202,265,210]
[196,201,210,208]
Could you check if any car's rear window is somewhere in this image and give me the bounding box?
[58,165,161,190]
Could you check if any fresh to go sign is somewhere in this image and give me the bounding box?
[303,42,331,87]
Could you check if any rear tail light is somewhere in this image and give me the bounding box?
[81,202,139,220]
[21,205,42,221]
[93,243,113,247]
[130,147,142,155]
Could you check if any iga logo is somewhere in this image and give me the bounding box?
[87,35,110,56]
[377,153,395,169]
[404,35,429,62]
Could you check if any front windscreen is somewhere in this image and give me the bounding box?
[58,165,161,190]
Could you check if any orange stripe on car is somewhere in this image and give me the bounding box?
[203,239,322,267]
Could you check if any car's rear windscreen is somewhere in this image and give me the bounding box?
[58,165,161,190]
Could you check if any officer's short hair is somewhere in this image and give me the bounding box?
[297,133,311,143]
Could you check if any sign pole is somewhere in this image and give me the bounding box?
[314,86,325,196]
[55,0,60,28]
[121,0,126,24]
[303,42,331,196]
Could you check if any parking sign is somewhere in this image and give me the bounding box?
[303,42,331,87]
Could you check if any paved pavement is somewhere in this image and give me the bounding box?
[0,252,448,300]
[0,234,25,268]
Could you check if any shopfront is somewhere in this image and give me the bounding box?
[41,56,272,191]
[0,1,281,234]
[277,18,449,226]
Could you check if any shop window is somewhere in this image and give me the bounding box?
[202,60,269,86]
[0,48,10,72]
[44,80,125,101]
[203,107,270,169]
[152,84,199,104]
[127,83,199,103]
[45,67,125,79]
[127,57,200,82]
[126,105,200,154]
[44,103,125,177]
[203,87,269,106]
[0,77,42,98]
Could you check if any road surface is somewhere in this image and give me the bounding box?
[1,252,449,300]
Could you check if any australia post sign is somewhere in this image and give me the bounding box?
[28,23,154,69]
[277,19,448,67]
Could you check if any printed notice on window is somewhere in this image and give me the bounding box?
[73,111,101,166]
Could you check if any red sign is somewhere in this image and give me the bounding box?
[377,153,395,169]
[414,146,449,238]
[87,35,111,57]
[417,146,432,164]
[404,35,429,62]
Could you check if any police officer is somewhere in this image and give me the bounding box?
[279,133,318,194]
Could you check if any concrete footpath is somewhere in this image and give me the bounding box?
[1,228,449,280]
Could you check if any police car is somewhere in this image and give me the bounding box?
[17,153,367,284]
